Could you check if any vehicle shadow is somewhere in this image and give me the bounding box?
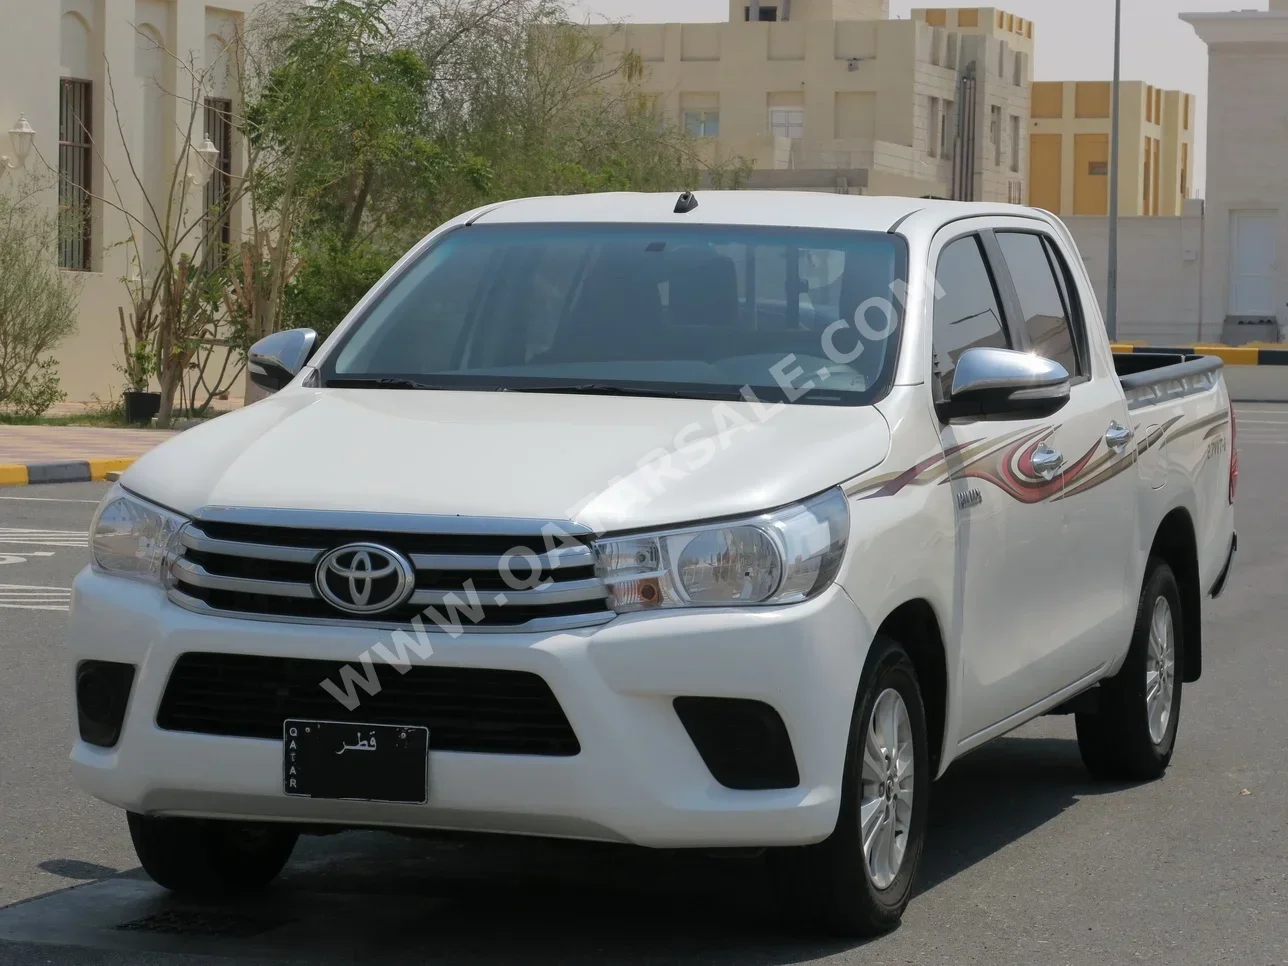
[915,733,1131,897]
[20,733,1135,964]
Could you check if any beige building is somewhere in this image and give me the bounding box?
[0,0,258,402]
[591,1,1033,203]
[1184,1,1288,341]
[1029,80,1195,217]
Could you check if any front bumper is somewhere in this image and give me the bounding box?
[67,569,873,848]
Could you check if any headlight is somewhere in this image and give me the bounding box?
[90,484,188,584]
[595,487,849,612]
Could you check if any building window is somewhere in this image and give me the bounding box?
[941,100,952,158]
[1009,114,1020,172]
[1143,140,1152,214]
[743,5,778,20]
[202,98,233,271]
[58,78,93,272]
[991,104,1002,166]
[1012,51,1025,87]
[684,110,720,138]
[928,97,942,158]
[768,107,804,139]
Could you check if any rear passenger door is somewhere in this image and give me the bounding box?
[988,223,1138,680]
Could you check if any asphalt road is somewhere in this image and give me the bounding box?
[1,407,1286,965]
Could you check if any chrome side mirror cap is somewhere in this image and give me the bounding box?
[248,329,319,394]
[939,346,1071,421]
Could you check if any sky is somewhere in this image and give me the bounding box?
[569,0,1273,195]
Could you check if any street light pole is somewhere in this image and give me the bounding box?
[1106,0,1122,342]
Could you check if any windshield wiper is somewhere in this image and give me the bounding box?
[325,376,443,389]
[326,378,749,400]
[511,383,746,400]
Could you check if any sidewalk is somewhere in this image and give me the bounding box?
[0,426,178,486]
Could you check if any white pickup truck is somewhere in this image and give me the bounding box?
[70,191,1237,936]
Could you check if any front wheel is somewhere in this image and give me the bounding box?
[127,813,298,897]
[769,636,931,937]
[1076,557,1184,781]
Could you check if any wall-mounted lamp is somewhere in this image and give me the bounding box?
[186,134,220,188]
[1,115,35,176]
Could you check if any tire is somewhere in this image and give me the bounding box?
[769,635,931,937]
[1076,557,1184,781]
[127,812,298,897]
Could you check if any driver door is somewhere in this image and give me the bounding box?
[930,226,1073,747]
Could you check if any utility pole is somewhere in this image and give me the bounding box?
[1106,0,1122,342]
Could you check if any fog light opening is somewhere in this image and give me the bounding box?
[76,661,136,748]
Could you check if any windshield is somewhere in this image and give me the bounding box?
[322,223,908,406]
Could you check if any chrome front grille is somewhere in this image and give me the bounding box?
[166,510,614,632]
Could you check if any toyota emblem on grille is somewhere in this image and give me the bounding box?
[315,543,415,615]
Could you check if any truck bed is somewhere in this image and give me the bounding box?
[1113,351,1224,411]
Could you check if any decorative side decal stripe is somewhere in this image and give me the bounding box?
[847,409,1230,505]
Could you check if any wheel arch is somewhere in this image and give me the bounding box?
[1149,508,1202,683]
[875,599,948,777]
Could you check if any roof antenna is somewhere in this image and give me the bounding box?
[674,191,699,214]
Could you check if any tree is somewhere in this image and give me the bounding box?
[243,0,747,339]
[80,37,251,426]
[226,0,441,393]
[0,177,81,414]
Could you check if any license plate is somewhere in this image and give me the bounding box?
[283,720,429,804]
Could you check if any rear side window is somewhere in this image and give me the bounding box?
[931,235,1009,397]
[995,231,1083,377]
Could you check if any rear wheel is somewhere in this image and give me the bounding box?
[1076,558,1184,781]
[127,813,298,897]
[769,636,930,936]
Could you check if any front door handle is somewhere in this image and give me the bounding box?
[1031,443,1064,481]
[1105,421,1134,454]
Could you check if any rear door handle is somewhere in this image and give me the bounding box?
[1105,421,1134,454]
[1031,443,1064,481]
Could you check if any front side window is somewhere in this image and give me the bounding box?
[995,231,1082,377]
[931,234,1008,397]
[323,223,908,406]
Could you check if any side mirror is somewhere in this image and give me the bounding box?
[937,346,1071,421]
[248,329,318,394]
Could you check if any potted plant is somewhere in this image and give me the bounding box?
[117,305,160,425]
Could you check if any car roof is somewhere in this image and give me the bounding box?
[467,190,1044,234]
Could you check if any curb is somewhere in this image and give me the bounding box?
[1111,343,1288,366]
[0,457,136,488]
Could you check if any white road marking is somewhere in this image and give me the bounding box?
[0,584,71,612]
[0,496,102,504]
[0,528,88,548]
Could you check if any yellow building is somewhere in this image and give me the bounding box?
[1029,81,1196,216]
[590,1,1033,202]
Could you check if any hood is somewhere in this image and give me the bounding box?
[124,389,891,532]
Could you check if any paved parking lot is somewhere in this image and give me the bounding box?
[1,405,1285,965]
